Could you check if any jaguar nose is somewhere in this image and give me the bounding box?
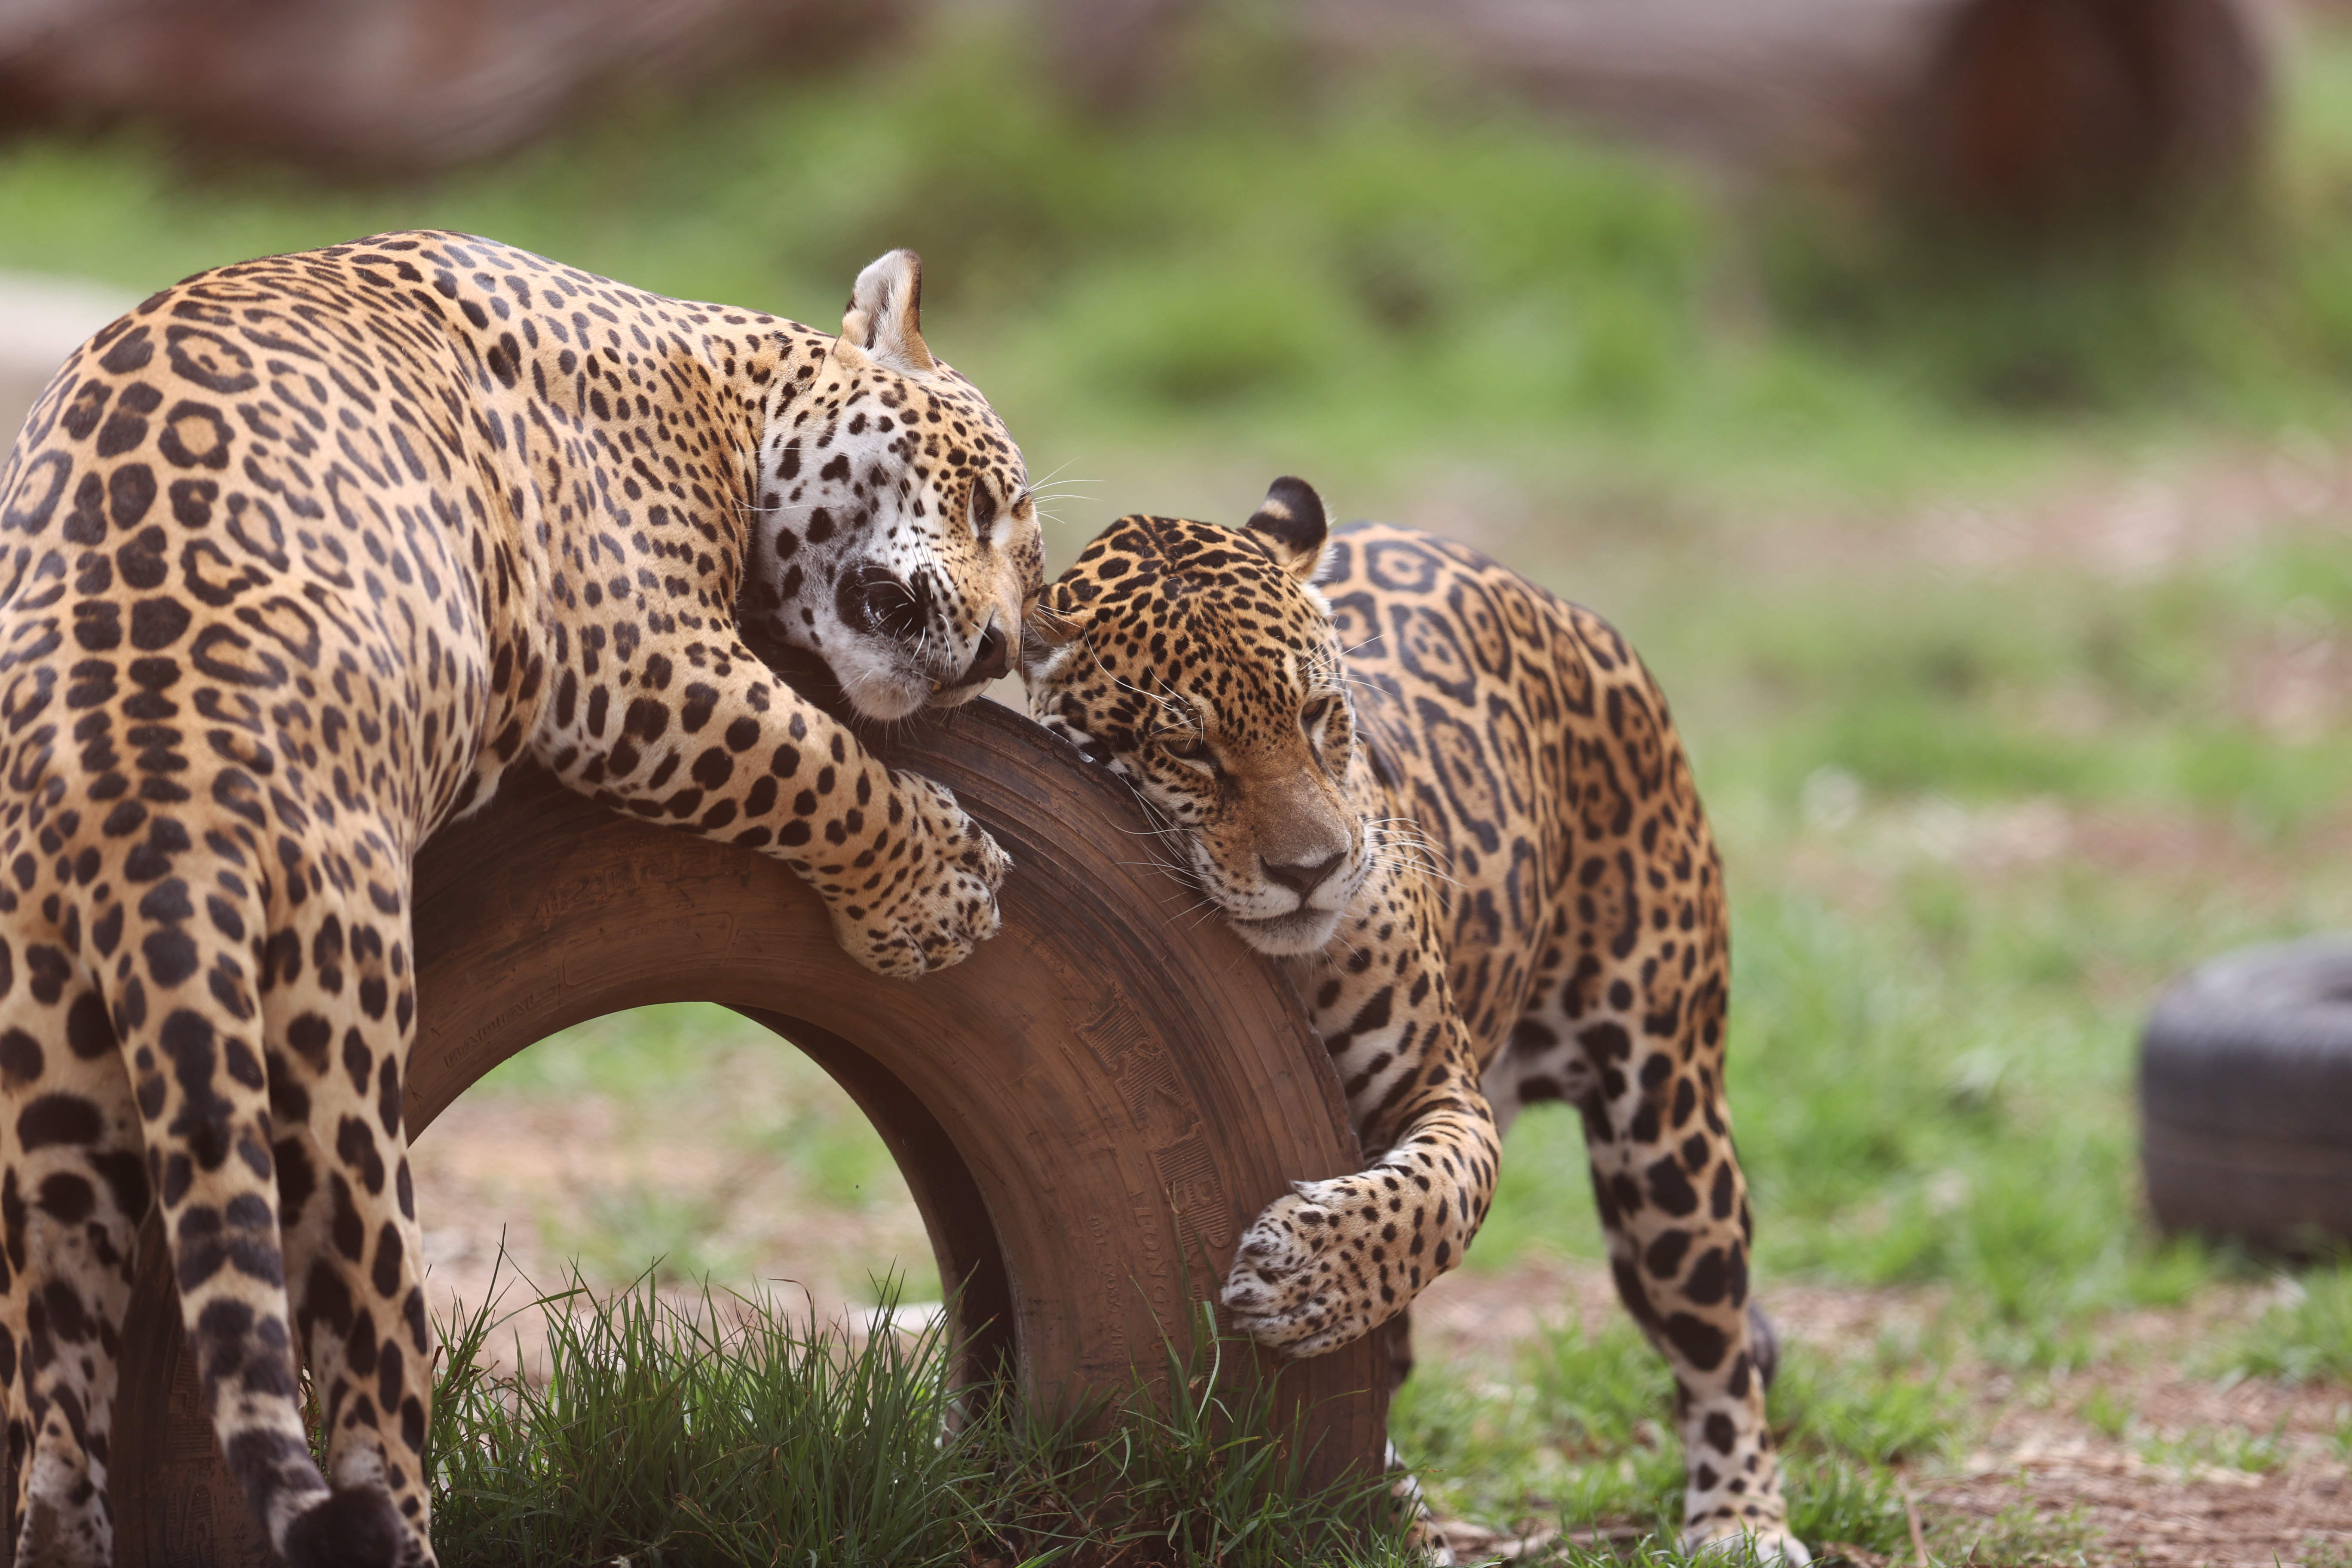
[1263,851,1342,899]
[961,619,1011,685]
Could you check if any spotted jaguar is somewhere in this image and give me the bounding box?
[0,232,1035,1565]
[1023,479,1803,1561]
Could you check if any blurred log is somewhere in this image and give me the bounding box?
[1300,0,2279,230]
[1912,0,2271,226]
[0,0,908,176]
[1047,0,1203,112]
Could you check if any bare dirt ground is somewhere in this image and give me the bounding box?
[407,1074,936,1364]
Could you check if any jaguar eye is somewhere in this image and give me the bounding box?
[1157,729,1213,768]
[1304,696,1350,745]
[971,482,998,534]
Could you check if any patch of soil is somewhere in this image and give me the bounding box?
[1902,436,2352,586]
[1778,793,2352,922]
[1930,1333,2352,1568]
[1415,1256,2352,1566]
[407,1081,935,1364]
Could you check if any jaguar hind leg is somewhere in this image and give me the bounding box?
[1373,1312,1457,1563]
[111,858,431,1568]
[1493,965,1806,1564]
[266,883,436,1560]
[0,946,149,1568]
[1386,1437,1455,1566]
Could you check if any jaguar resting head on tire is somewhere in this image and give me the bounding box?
[1023,480,1806,1563]
[0,232,1036,1566]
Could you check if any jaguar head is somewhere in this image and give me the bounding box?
[743,249,1042,720]
[1022,477,1369,956]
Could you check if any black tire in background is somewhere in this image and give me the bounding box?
[2141,937,2352,1250]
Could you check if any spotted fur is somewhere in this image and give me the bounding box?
[1025,480,1804,1562]
[0,232,1037,1566]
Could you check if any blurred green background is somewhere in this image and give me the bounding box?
[3,0,2349,1524]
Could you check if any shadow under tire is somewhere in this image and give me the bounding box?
[104,700,1387,1567]
[2141,936,2352,1250]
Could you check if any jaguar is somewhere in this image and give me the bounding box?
[0,231,1033,1565]
[1023,479,1804,1561]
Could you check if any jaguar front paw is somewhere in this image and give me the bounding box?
[825,772,1010,978]
[1219,1178,1395,1357]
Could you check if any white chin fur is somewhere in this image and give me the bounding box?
[836,660,930,721]
[1231,906,1344,956]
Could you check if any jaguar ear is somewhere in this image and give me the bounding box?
[842,249,934,377]
[1244,475,1329,583]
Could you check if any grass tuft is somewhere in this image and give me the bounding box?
[981,1303,1418,1568]
[1771,1350,1955,1469]
[1388,1311,1947,1559]
[2220,1265,2352,1387]
[1930,1486,2097,1567]
[2137,1418,2290,1477]
[427,1258,1415,1567]
[428,1263,990,1566]
[1779,1455,1913,1559]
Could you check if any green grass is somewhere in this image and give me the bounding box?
[1387,1312,1943,1556]
[1927,1489,2096,1568]
[1479,873,2242,1354]
[1652,530,2352,833]
[1469,500,2352,1359]
[429,1269,989,1565]
[2076,1385,2135,1442]
[2220,1265,2352,1386]
[14,11,2352,526]
[2137,1418,2290,1476]
[429,1266,1416,1567]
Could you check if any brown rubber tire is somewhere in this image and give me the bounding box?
[105,698,1386,1566]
